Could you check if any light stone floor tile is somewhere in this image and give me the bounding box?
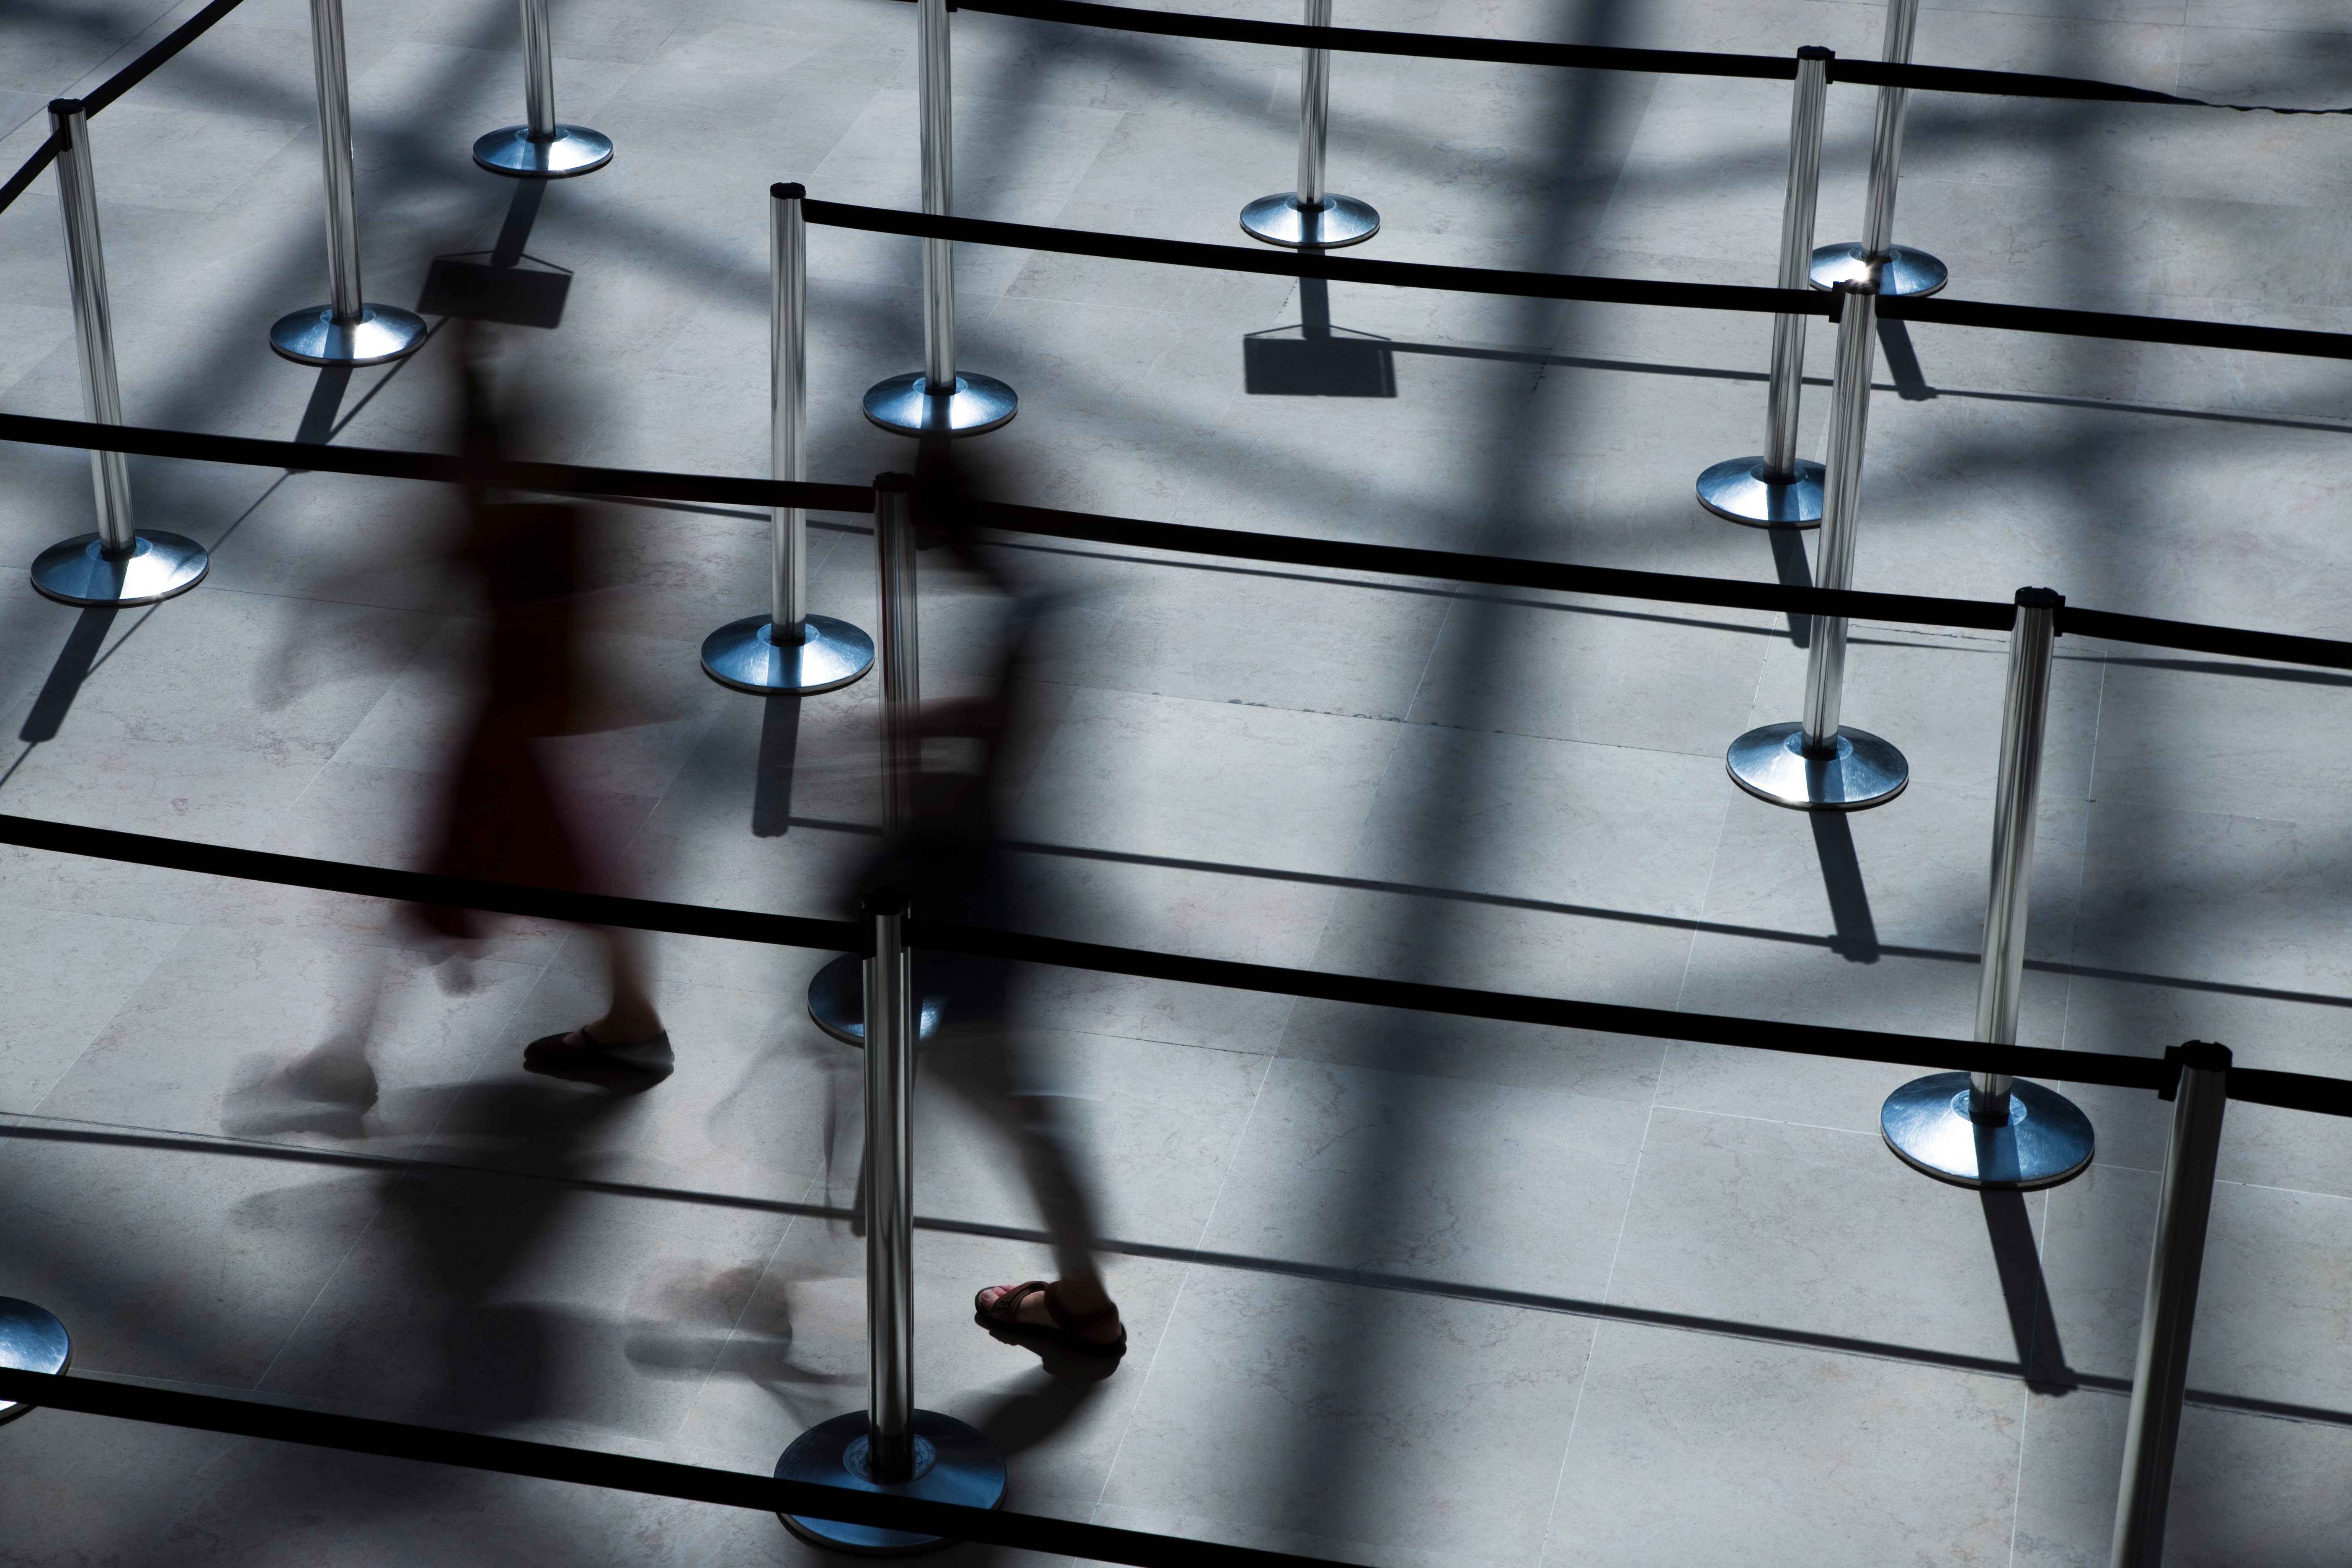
[1545,1323,2025,1568]
[1099,1270,1596,1567]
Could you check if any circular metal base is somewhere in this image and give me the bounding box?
[1809,241,1949,299]
[1696,456,1826,528]
[1726,721,1909,811]
[809,952,944,1047]
[0,1297,70,1427]
[1238,192,1380,250]
[472,124,614,178]
[269,303,431,367]
[1882,1073,2095,1190]
[776,1408,1007,1555]
[862,373,1018,438]
[701,614,874,695]
[31,531,210,606]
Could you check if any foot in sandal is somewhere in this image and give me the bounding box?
[974,1279,1126,1356]
[522,1023,674,1093]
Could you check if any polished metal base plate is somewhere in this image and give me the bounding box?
[701,614,874,695]
[472,124,614,178]
[776,1408,1007,1555]
[31,531,210,606]
[1696,456,1826,528]
[0,1296,70,1426]
[862,373,1018,437]
[1239,192,1380,250]
[1727,721,1909,811]
[269,303,431,366]
[808,952,944,1047]
[1809,241,1949,299]
[1882,1073,2096,1190]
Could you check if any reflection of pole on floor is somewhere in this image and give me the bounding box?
[472,0,613,177]
[775,890,1006,1554]
[808,476,941,1047]
[1880,588,2095,1187]
[863,0,1016,437]
[2108,1041,2231,1568]
[1696,47,1832,528]
[701,185,876,695]
[1239,0,1379,250]
[270,0,428,366]
[1725,281,1909,811]
[30,100,210,608]
[1811,0,1947,297]
[0,1296,71,1427]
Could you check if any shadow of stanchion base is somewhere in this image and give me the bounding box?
[419,255,571,330]
[19,605,120,743]
[752,695,802,838]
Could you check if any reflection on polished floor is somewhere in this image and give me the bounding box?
[1,0,2350,1561]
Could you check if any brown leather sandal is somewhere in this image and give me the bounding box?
[973,1279,1127,1357]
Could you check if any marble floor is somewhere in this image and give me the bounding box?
[0,0,2349,1562]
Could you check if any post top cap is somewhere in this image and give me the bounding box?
[2176,1039,2232,1073]
[860,887,910,917]
[2014,586,2064,609]
[874,472,913,493]
[1797,45,1834,59]
[47,97,83,116]
[772,181,805,200]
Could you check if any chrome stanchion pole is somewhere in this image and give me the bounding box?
[1697,47,1833,528]
[2109,1041,2230,1568]
[1726,281,1908,810]
[1812,0,1947,297]
[1882,588,2096,1186]
[271,0,429,366]
[703,185,877,694]
[863,0,1016,437]
[1239,0,1379,249]
[30,100,211,607]
[472,0,613,177]
[778,888,1007,1553]
[810,476,940,1046]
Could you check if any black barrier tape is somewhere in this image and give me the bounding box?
[807,201,2352,363]
[801,199,1828,318]
[980,500,2019,631]
[903,917,2178,1092]
[0,1371,1358,1568]
[1880,295,2352,364]
[2230,1068,2352,1119]
[15,409,2352,674]
[0,0,255,221]
[2058,607,2352,673]
[0,813,862,954]
[954,0,2351,113]
[0,412,876,513]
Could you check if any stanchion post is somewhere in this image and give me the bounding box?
[1725,281,1908,810]
[1696,47,1833,527]
[2109,1042,2230,1568]
[1239,0,1379,249]
[701,186,876,694]
[777,887,1006,1553]
[472,0,614,177]
[809,476,939,1046]
[862,0,1017,437]
[28,100,211,608]
[1881,588,2096,1186]
[270,0,429,366]
[1812,0,1947,297]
